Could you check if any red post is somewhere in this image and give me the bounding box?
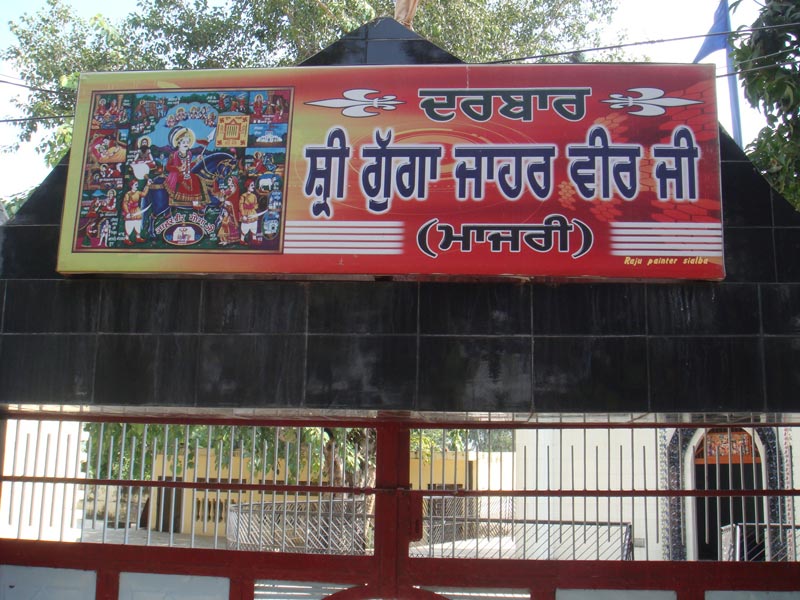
[373,423,411,598]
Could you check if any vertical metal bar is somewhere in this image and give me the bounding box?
[204,425,212,535]
[182,425,190,546]
[619,445,623,559]
[102,435,114,543]
[440,429,446,556]
[487,429,492,492]
[498,435,503,559]
[704,428,710,545]
[30,421,43,529]
[595,445,600,560]
[716,438,722,560]
[582,426,587,544]
[236,431,245,550]
[366,429,373,549]
[158,425,169,542]
[214,439,222,549]
[654,425,660,545]
[294,427,301,550]
[6,419,20,527]
[429,430,435,558]
[738,439,748,559]
[16,433,30,538]
[558,426,563,544]
[306,440,312,554]
[773,428,782,552]
[523,444,528,559]
[61,433,72,541]
[282,438,290,552]
[451,438,460,558]
[546,444,551,559]
[137,423,147,534]
[125,437,136,546]
[642,445,649,560]
[570,444,575,560]
[228,426,236,548]
[534,427,539,542]
[788,445,796,562]
[37,433,51,540]
[114,423,127,535]
[629,427,634,555]
[275,428,282,546]
[93,423,104,530]
[248,426,256,549]
[606,423,611,542]
[169,437,178,547]
[473,429,479,558]
[727,427,734,558]
[50,421,63,529]
[678,427,685,549]
[148,436,157,546]
[416,429,422,490]
[328,438,335,553]
[459,435,466,558]
[752,427,761,545]
[260,437,268,551]
[81,434,91,543]
[191,438,199,548]
[317,427,324,545]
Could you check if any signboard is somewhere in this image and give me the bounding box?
[57,64,724,279]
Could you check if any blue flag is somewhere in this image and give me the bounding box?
[694,0,732,62]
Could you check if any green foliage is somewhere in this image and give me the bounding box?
[731,0,800,209]
[82,422,377,489]
[0,188,34,220]
[2,0,619,168]
[410,429,515,455]
[2,0,148,165]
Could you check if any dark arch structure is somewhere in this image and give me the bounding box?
[666,426,789,560]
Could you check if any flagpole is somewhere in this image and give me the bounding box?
[725,46,743,147]
[693,0,744,147]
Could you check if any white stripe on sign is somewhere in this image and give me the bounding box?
[610,250,722,257]
[286,220,405,227]
[610,222,722,229]
[283,221,406,254]
[283,248,404,255]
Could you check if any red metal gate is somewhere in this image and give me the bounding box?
[1,410,799,600]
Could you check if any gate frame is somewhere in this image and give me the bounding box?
[1,412,799,600]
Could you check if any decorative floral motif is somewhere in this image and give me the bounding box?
[602,88,702,117]
[306,89,404,118]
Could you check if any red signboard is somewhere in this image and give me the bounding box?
[57,64,724,279]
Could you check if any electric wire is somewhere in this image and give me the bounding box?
[482,21,800,64]
[0,21,796,126]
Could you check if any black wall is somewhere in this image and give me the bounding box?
[1,19,798,414]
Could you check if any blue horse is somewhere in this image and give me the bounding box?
[141,151,237,238]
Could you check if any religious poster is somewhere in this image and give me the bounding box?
[57,64,724,279]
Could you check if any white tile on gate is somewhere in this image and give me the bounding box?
[557,591,676,600]
[707,593,800,600]
[118,573,229,600]
[0,565,96,600]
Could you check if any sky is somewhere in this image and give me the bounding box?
[0,0,766,200]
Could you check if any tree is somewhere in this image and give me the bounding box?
[731,0,800,209]
[2,0,619,167]
[0,189,31,222]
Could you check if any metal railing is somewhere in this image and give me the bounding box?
[721,523,800,561]
[227,498,372,554]
[1,411,799,563]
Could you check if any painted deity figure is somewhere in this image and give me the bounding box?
[165,127,205,209]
